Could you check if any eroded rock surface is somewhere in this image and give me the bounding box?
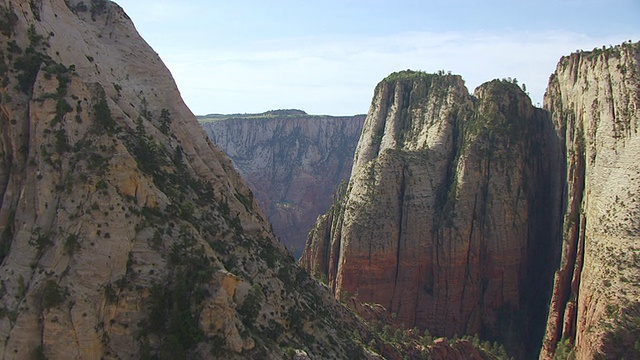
[540,42,640,360]
[0,1,379,359]
[301,71,562,355]
[201,111,365,256]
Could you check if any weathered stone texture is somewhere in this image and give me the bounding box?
[301,71,562,355]
[540,42,640,360]
[201,113,364,256]
[0,1,381,359]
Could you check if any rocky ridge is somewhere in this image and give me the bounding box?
[301,70,563,356]
[0,1,386,359]
[302,42,640,359]
[200,111,365,257]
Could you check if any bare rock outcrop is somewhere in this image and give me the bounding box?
[201,111,365,257]
[301,71,562,356]
[0,1,381,359]
[540,42,640,360]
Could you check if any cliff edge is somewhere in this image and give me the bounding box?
[540,42,640,360]
[301,71,562,356]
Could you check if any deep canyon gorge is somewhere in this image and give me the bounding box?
[0,0,637,359]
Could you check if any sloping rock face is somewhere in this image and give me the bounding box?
[540,42,640,360]
[0,1,380,359]
[301,71,562,355]
[201,112,365,257]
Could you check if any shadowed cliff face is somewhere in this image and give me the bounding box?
[540,42,640,360]
[201,113,365,257]
[0,1,384,359]
[301,71,563,356]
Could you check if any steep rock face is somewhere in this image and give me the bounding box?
[301,71,562,355]
[0,1,380,359]
[201,112,365,256]
[540,42,640,360]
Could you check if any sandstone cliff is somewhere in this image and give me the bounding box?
[540,42,640,359]
[200,111,365,257]
[301,71,563,356]
[0,1,382,359]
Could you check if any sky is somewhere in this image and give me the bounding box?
[114,0,640,116]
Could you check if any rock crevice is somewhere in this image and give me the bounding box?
[301,72,563,356]
[540,42,640,360]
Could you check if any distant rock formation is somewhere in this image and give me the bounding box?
[540,42,640,360]
[301,70,563,356]
[201,112,365,257]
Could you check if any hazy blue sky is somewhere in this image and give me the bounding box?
[115,0,639,115]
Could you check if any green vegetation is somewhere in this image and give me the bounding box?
[0,5,18,37]
[139,232,216,359]
[112,82,122,97]
[65,1,89,13]
[11,23,59,94]
[553,337,574,360]
[90,0,107,19]
[34,345,46,360]
[383,69,433,82]
[238,284,264,329]
[9,24,73,112]
[382,69,459,85]
[29,0,41,21]
[42,280,65,309]
[92,90,117,134]
[234,189,254,212]
[566,41,639,63]
[85,151,109,174]
[131,118,166,175]
[599,302,640,359]
[367,318,514,359]
[14,46,47,94]
[54,98,73,123]
[54,129,71,154]
[0,211,15,263]
[64,234,80,255]
[0,51,8,87]
[16,275,26,300]
[462,79,531,156]
[195,109,357,123]
[125,111,237,240]
[159,108,171,134]
[30,228,53,254]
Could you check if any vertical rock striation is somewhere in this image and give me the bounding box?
[540,42,640,360]
[301,71,562,355]
[201,112,365,257]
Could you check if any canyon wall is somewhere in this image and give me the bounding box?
[1,1,635,358]
[302,43,640,358]
[201,112,365,257]
[301,71,563,355]
[0,1,380,359]
[540,42,640,360]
